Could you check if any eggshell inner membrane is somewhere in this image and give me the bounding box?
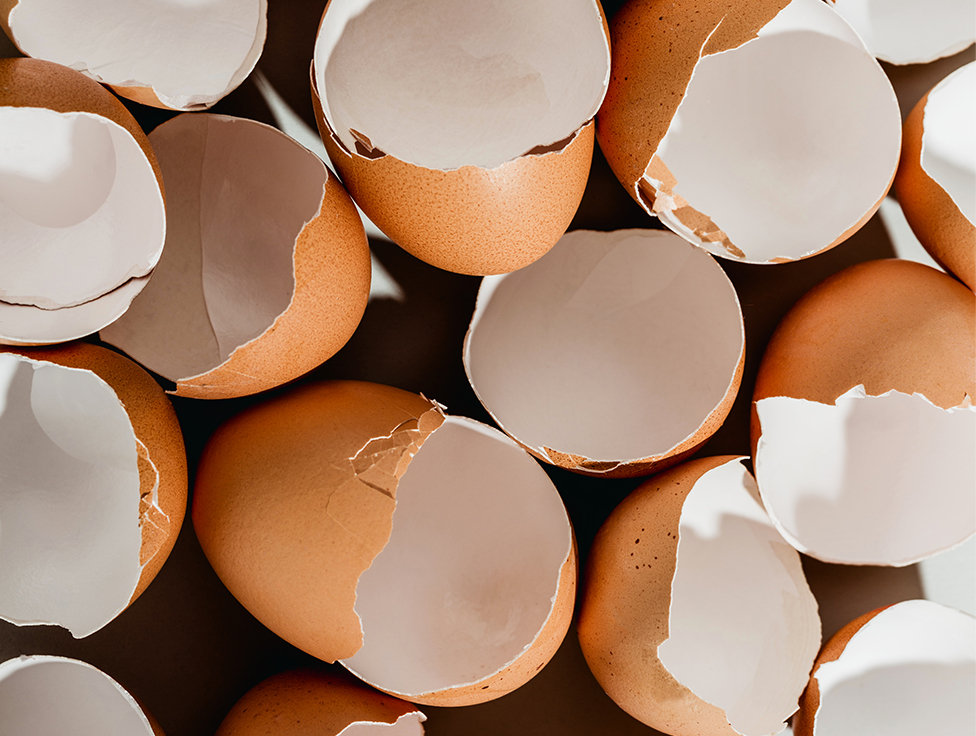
[315,0,608,170]
[100,114,324,382]
[343,416,571,696]
[340,719,424,735]
[0,354,143,637]
[659,458,820,735]
[7,0,266,110]
[464,229,742,468]
[0,656,155,734]
[828,0,975,65]
[812,601,975,734]
[921,63,975,227]
[755,387,976,566]
[0,107,164,310]
[650,0,899,262]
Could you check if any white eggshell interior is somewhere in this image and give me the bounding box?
[100,114,327,383]
[921,62,976,226]
[0,656,155,734]
[343,416,571,696]
[755,386,976,566]
[8,0,266,110]
[658,458,820,736]
[0,354,143,638]
[813,600,975,735]
[0,107,164,310]
[464,229,742,468]
[829,0,975,65]
[341,715,425,735]
[651,0,900,262]
[314,0,609,170]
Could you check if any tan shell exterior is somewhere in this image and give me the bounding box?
[578,455,744,735]
[216,668,423,736]
[0,342,188,606]
[895,87,976,291]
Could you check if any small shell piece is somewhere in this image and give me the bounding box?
[794,600,976,736]
[464,229,744,478]
[0,58,165,345]
[193,381,575,706]
[0,655,163,735]
[599,0,901,263]
[752,259,976,566]
[578,456,820,735]
[0,0,267,110]
[311,0,611,275]
[216,668,425,736]
[896,62,975,291]
[100,114,371,400]
[0,342,187,637]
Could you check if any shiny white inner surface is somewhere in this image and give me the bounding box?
[340,714,426,735]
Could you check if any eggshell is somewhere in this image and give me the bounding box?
[578,456,820,735]
[599,0,901,263]
[100,113,371,400]
[793,600,975,736]
[310,0,610,275]
[0,342,187,636]
[0,655,164,734]
[216,668,425,736]
[464,229,744,478]
[895,62,975,291]
[193,380,575,706]
[752,259,976,565]
[0,0,266,110]
[0,57,166,345]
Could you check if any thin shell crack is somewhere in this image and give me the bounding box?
[136,438,169,566]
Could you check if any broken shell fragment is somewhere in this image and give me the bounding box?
[578,456,821,735]
[464,229,744,478]
[0,343,187,637]
[216,668,425,736]
[752,259,976,566]
[895,62,975,291]
[193,380,575,706]
[0,0,267,110]
[311,0,611,275]
[794,600,976,736]
[599,0,901,263]
[100,114,371,400]
[0,57,165,345]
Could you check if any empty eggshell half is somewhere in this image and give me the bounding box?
[0,0,266,110]
[193,380,575,706]
[464,228,744,477]
[793,600,976,736]
[311,0,610,275]
[599,0,901,263]
[216,668,425,736]
[0,57,165,345]
[578,456,821,735]
[100,113,371,400]
[752,259,976,566]
[896,62,975,291]
[0,342,186,637]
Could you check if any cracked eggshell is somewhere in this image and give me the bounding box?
[752,259,976,566]
[578,456,821,736]
[895,62,975,291]
[0,0,267,111]
[100,113,371,400]
[0,342,187,637]
[0,57,165,345]
[216,668,425,736]
[193,380,575,706]
[793,601,976,736]
[598,0,901,263]
[310,0,610,275]
[464,229,744,478]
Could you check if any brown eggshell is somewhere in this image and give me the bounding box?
[216,668,425,736]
